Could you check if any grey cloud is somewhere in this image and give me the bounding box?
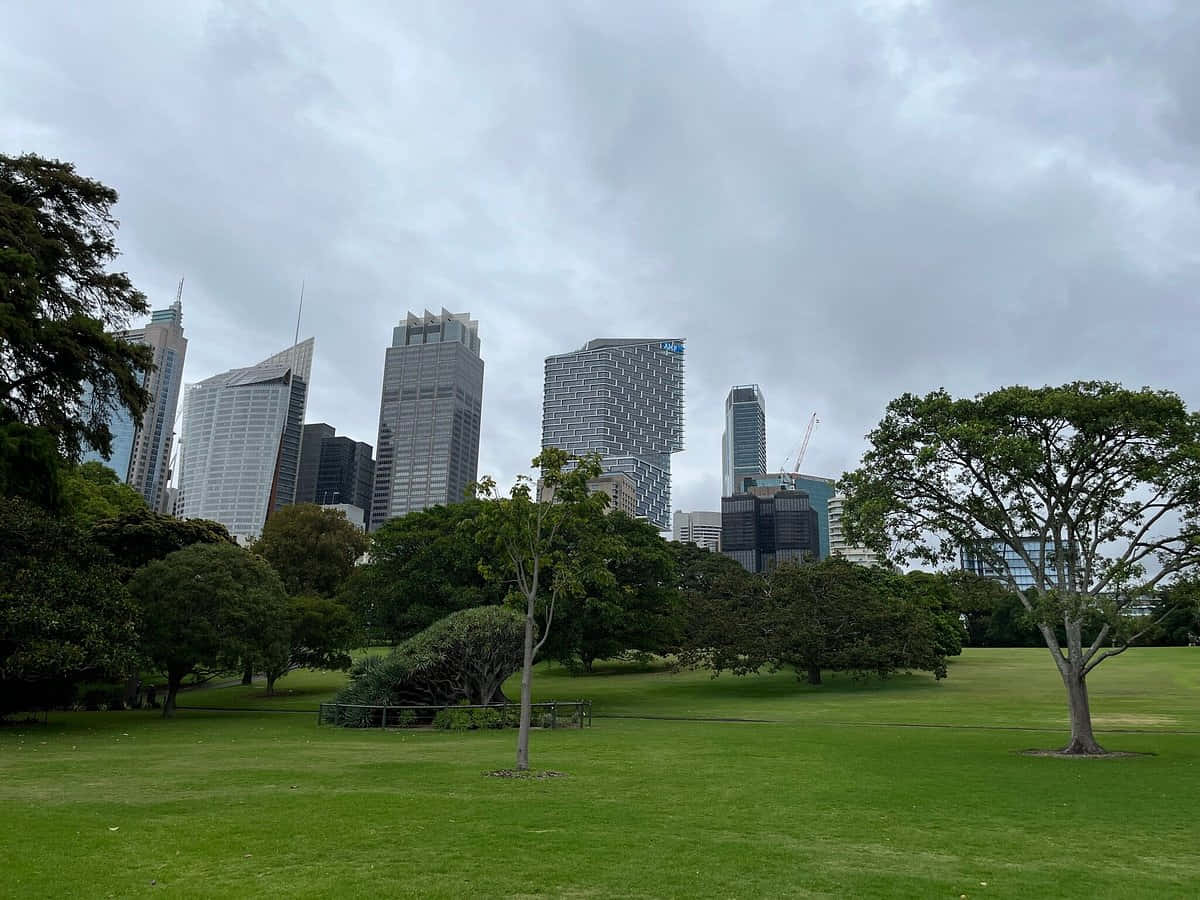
[2,0,1198,517]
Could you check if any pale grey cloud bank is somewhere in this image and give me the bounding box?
[3,1,1198,515]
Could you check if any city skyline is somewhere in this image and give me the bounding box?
[11,5,1197,519]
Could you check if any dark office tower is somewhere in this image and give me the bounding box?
[297,423,335,504]
[542,338,686,530]
[371,309,483,529]
[316,437,375,523]
[722,385,766,497]
[721,486,820,573]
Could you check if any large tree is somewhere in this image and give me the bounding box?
[0,497,138,717]
[682,557,950,685]
[127,542,290,717]
[339,500,501,642]
[0,154,152,467]
[545,511,681,671]
[251,503,368,597]
[840,382,1200,754]
[472,448,607,772]
[262,595,361,695]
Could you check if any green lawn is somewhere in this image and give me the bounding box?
[3,649,1199,898]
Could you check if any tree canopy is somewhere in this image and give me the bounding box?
[0,497,138,717]
[681,557,952,685]
[262,594,361,695]
[339,500,502,642]
[839,381,1200,753]
[251,503,368,597]
[90,507,234,574]
[60,461,147,527]
[544,511,681,671]
[0,153,152,465]
[127,542,289,717]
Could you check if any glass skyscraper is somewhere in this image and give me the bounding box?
[370,310,484,529]
[542,338,685,530]
[82,298,187,513]
[722,385,767,497]
[960,538,1074,591]
[177,338,313,543]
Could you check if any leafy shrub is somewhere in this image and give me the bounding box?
[334,606,526,713]
[471,707,504,729]
[433,703,473,731]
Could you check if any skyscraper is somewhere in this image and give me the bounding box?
[722,385,767,497]
[542,338,685,530]
[371,310,483,528]
[739,472,836,559]
[721,485,819,573]
[178,338,314,543]
[316,436,375,521]
[82,297,187,512]
[296,422,335,506]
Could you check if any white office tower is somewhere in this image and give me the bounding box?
[673,510,722,551]
[178,338,314,543]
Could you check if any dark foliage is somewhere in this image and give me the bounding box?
[0,497,138,717]
[0,153,152,465]
[334,606,525,718]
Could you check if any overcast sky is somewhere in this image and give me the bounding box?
[4,1,1198,516]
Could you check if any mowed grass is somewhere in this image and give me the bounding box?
[2,650,1198,898]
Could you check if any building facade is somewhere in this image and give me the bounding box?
[316,436,375,521]
[296,423,335,506]
[177,338,314,543]
[826,494,884,567]
[542,338,685,530]
[959,537,1074,591]
[538,472,639,518]
[82,298,187,512]
[721,487,819,573]
[371,310,483,529]
[722,385,766,497]
[738,472,836,559]
[673,510,722,552]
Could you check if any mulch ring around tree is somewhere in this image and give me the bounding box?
[1017,749,1156,759]
[484,770,568,779]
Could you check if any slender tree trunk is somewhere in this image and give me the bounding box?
[516,592,536,772]
[163,673,180,719]
[266,673,277,696]
[241,663,253,685]
[1061,667,1104,754]
[807,665,822,685]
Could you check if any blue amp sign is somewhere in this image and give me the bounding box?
[659,341,685,354]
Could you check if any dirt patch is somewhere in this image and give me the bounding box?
[1018,749,1155,759]
[485,769,568,779]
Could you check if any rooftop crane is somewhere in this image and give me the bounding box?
[780,412,819,475]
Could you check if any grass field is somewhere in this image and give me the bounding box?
[3,648,1199,898]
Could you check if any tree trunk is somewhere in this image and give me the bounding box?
[266,673,277,696]
[807,665,822,685]
[163,673,180,719]
[241,663,253,685]
[1061,668,1105,754]
[516,592,536,772]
